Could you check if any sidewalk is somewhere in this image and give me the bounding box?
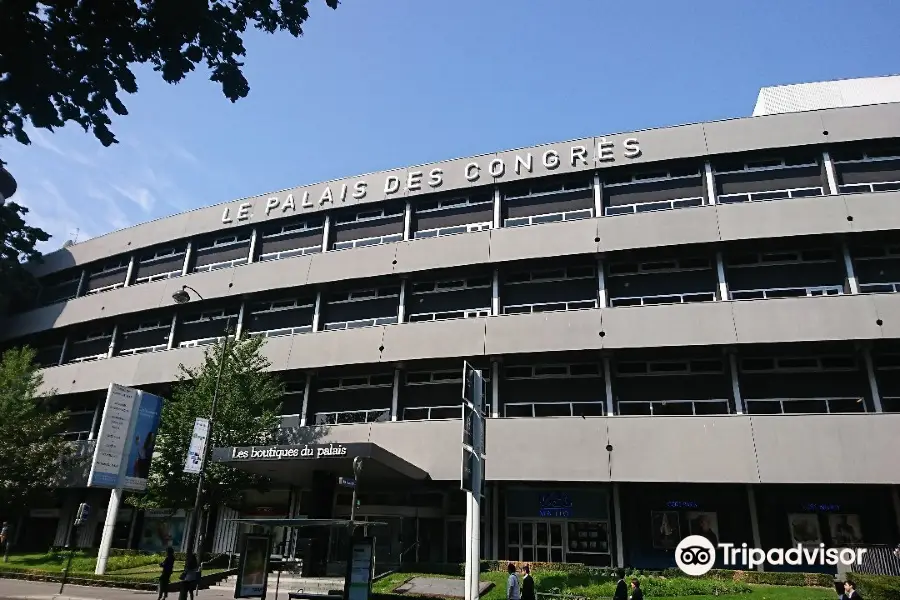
[0,579,234,600]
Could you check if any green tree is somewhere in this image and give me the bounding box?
[0,201,50,314]
[130,335,285,514]
[0,0,339,148]
[0,346,72,516]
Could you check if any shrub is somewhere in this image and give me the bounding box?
[853,574,900,600]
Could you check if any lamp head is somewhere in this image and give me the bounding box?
[172,287,191,304]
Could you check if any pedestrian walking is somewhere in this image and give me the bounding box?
[506,562,520,600]
[840,579,862,600]
[614,570,628,600]
[181,552,200,600]
[157,547,176,600]
[629,578,644,600]
[521,565,535,600]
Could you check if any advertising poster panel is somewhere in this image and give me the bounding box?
[235,534,271,599]
[88,384,164,492]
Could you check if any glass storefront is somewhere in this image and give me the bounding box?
[505,487,612,566]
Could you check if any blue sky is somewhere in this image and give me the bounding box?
[4,0,900,251]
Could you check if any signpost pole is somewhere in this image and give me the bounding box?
[95,487,123,574]
[461,363,485,600]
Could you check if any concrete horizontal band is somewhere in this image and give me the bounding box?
[7,190,898,341]
[275,414,900,484]
[36,292,898,396]
[30,102,900,276]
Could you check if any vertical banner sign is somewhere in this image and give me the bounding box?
[88,383,164,492]
[184,417,210,474]
[88,384,138,488]
[235,534,271,599]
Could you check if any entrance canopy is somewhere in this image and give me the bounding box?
[211,442,429,485]
[227,518,387,529]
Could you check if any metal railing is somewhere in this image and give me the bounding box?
[504,400,606,418]
[731,285,843,300]
[408,308,491,322]
[247,325,313,339]
[859,281,900,294]
[403,405,461,420]
[118,343,168,356]
[610,291,715,307]
[605,195,703,216]
[134,269,181,285]
[258,245,321,262]
[839,181,900,194]
[718,186,824,204]
[332,233,403,251]
[84,281,126,295]
[414,221,492,239]
[617,399,731,416]
[504,208,594,228]
[314,408,391,426]
[193,257,247,273]
[503,299,597,315]
[744,396,867,415]
[323,316,397,331]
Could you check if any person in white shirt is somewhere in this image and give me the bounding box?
[507,563,520,600]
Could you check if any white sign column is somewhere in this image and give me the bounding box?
[461,363,485,600]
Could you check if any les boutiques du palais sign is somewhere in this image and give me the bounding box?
[220,137,643,225]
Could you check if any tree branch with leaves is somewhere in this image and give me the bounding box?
[0,0,339,149]
[129,335,285,514]
[0,346,73,517]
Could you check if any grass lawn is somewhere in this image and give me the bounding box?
[374,572,836,600]
[0,552,224,582]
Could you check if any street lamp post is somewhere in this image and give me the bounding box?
[173,285,232,600]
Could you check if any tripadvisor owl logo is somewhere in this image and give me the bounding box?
[675,535,868,575]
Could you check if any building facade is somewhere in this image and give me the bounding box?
[3,80,900,572]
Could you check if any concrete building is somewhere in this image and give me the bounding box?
[2,76,900,573]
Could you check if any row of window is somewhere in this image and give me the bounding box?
[32,144,900,309]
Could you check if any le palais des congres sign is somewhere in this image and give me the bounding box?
[220,136,643,225]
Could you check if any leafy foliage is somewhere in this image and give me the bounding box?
[0,346,72,515]
[0,202,50,313]
[129,335,284,513]
[0,0,339,148]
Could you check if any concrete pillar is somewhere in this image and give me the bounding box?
[247,228,259,264]
[716,252,730,301]
[235,302,246,339]
[312,291,322,332]
[75,269,88,298]
[704,161,717,205]
[181,241,193,276]
[593,172,603,216]
[398,279,407,323]
[58,336,69,366]
[823,151,839,195]
[106,325,118,358]
[403,201,413,240]
[391,368,401,421]
[166,313,178,350]
[491,361,500,418]
[612,483,625,568]
[842,241,860,294]
[863,348,884,413]
[124,255,136,287]
[491,269,500,315]
[729,352,745,414]
[603,357,614,415]
[597,258,608,308]
[747,485,764,571]
[299,373,312,427]
[321,215,331,252]
[492,187,501,229]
